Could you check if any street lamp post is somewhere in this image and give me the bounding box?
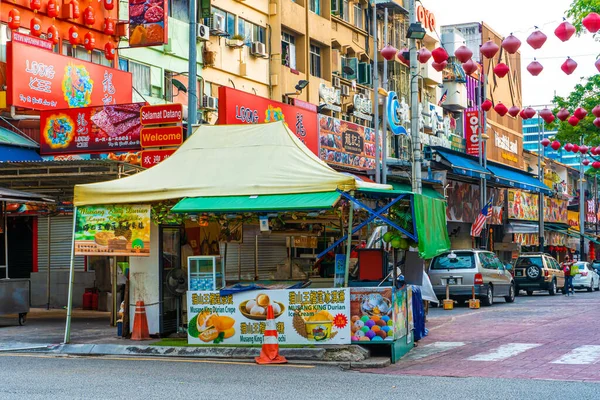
[580,136,586,261]
[408,0,422,194]
[187,0,198,132]
[381,7,389,184]
[538,117,545,253]
[372,4,380,184]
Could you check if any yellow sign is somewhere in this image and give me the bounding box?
[568,210,580,231]
[502,152,518,163]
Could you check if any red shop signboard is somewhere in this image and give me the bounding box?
[7,41,133,111]
[217,87,319,155]
[39,103,145,155]
[464,110,480,157]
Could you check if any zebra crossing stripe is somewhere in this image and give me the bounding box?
[403,342,466,360]
[467,343,541,361]
[551,346,600,365]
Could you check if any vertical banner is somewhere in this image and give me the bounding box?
[334,254,346,288]
[464,110,480,157]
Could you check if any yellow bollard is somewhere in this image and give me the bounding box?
[443,284,454,310]
[468,286,480,309]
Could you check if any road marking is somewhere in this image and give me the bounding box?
[467,343,541,361]
[551,346,600,365]
[0,353,314,368]
[403,342,466,360]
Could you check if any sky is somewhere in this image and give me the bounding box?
[426,0,598,107]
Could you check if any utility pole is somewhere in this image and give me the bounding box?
[372,4,380,184]
[580,136,586,261]
[381,7,389,184]
[538,117,545,253]
[408,0,421,194]
[187,0,198,134]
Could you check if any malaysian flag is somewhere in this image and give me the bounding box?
[437,90,448,106]
[470,197,494,238]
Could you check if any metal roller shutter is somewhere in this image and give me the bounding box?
[38,216,85,270]
[223,225,288,281]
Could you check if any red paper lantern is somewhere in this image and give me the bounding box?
[454,45,472,63]
[397,48,409,65]
[417,47,431,64]
[104,18,116,36]
[30,0,41,13]
[572,144,580,153]
[501,34,521,54]
[580,145,589,154]
[462,59,478,75]
[593,105,600,118]
[431,47,449,64]
[561,57,578,75]
[104,0,115,10]
[69,26,80,46]
[555,20,576,42]
[431,60,447,72]
[519,109,528,119]
[47,25,59,45]
[47,0,58,18]
[592,161,600,169]
[539,108,555,124]
[83,6,95,26]
[84,31,96,52]
[104,41,116,60]
[594,118,600,128]
[527,60,544,76]
[8,9,21,30]
[380,44,397,61]
[583,12,600,33]
[541,138,551,147]
[508,106,520,118]
[480,40,499,59]
[493,63,510,78]
[527,29,547,49]
[72,0,81,19]
[564,143,574,152]
[568,116,580,126]
[596,58,600,73]
[583,158,590,166]
[551,140,561,151]
[557,108,570,121]
[592,147,599,155]
[494,103,508,117]
[574,107,588,120]
[30,17,42,37]
[481,99,493,112]
[523,107,536,119]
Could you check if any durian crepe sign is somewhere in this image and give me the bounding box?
[187,288,351,345]
[74,204,151,257]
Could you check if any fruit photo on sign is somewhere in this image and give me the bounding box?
[239,293,285,320]
[129,0,167,47]
[188,311,236,344]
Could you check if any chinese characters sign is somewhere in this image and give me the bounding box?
[7,41,132,110]
[586,200,597,224]
[141,149,176,168]
[187,288,350,345]
[318,115,377,171]
[74,204,151,256]
[39,103,144,155]
[217,87,319,155]
[464,110,480,157]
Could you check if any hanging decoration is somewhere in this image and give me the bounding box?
[580,145,589,154]
[592,147,599,155]
[69,26,80,46]
[594,118,600,128]
[481,99,493,112]
[104,0,115,10]
[480,40,499,59]
[103,17,116,36]
[583,159,590,166]
[527,29,547,50]
[519,109,528,119]
[582,12,600,33]
[572,144,580,153]
[568,116,580,126]
[527,59,544,76]
[380,44,397,61]
[30,17,42,37]
[493,63,510,78]
[554,19,576,42]
[494,102,508,116]
[523,107,537,119]
[551,140,561,151]
[508,106,520,118]
[574,107,588,120]
[104,41,116,61]
[539,108,555,124]
[397,48,409,66]
[431,61,447,72]
[557,108,570,121]
[593,105,600,118]
[561,57,578,75]
[72,0,81,19]
[541,138,551,147]
[83,6,95,26]
[431,47,449,64]
[564,143,574,152]
[47,25,59,45]
[501,34,521,54]
[30,0,41,13]
[8,9,21,30]
[47,0,59,19]
[593,161,600,169]
[454,45,472,63]
[84,31,96,52]
[462,59,478,75]
[416,47,431,64]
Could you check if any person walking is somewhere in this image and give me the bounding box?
[562,255,575,296]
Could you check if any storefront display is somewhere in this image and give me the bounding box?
[508,190,538,221]
[446,181,504,224]
[188,256,225,291]
[318,115,377,171]
[350,288,395,342]
[544,197,568,224]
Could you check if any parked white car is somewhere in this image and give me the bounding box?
[571,262,600,292]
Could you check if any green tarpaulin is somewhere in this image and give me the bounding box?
[413,194,451,259]
[390,182,444,200]
[171,191,341,213]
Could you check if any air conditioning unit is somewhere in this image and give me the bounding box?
[250,41,268,58]
[332,76,341,88]
[211,14,226,34]
[202,96,218,110]
[341,85,350,97]
[197,24,210,41]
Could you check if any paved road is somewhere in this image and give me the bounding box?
[1,353,599,400]
[367,288,600,382]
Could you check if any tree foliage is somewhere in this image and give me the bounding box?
[566,0,600,35]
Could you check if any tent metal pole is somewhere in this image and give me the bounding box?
[4,203,8,279]
[344,193,354,287]
[47,215,51,310]
[63,206,77,344]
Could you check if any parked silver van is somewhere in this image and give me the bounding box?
[429,250,516,306]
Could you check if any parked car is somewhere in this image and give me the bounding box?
[513,253,564,296]
[571,262,600,292]
[428,250,515,306]
[590,260,600,275]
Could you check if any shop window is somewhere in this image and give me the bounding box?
[169,0,189,22]
[281,32,296,70]
[310,43,322,78]
[212,7,235,36]
[119,59,151,96]
[309,0,321,15]
[63,43,91,62]
[354,3,362,29]
[91,50,112,67]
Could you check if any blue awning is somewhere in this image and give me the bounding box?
[0,144,41,162]
[487,163,551,194]
[434,148,490,179]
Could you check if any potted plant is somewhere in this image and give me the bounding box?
[226,34,245,48]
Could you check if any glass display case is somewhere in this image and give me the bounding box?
[188,256,225,291]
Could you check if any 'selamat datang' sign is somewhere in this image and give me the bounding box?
[140,103,183,125]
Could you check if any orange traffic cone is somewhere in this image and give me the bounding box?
[131,300,150,341]
[255,304,287,364]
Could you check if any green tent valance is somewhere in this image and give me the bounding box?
[171,191,341,213]
[390,182,444,200]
